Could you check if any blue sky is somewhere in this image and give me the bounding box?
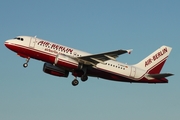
[0,0,180,120]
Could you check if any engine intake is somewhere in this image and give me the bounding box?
[43,63,69,77]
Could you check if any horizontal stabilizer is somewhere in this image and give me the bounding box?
[146,73,174,79]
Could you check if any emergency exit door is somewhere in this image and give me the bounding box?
[130,67,136,78]
[29,37,36,48]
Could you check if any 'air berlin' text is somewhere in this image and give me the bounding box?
[145,47,168,67]
[37,40,73,54]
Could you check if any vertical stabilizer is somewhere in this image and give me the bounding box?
[134,46,172,74]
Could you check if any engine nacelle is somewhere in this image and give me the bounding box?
[43,63,69,77]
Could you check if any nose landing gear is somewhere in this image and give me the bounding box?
[23,57,30,68]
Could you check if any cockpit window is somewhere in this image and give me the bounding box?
[14,37,24,41]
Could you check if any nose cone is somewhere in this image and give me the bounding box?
[4,40,14,50]
[4,40,11,48]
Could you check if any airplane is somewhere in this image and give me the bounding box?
[4,36,173,86]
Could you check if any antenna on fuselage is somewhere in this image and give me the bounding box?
[34,35,37,38]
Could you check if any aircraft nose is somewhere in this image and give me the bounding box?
[4,40,13,49]
[4,40,10,47]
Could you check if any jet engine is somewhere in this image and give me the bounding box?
[43,63,69,77]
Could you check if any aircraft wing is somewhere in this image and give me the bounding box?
[74,49,132,66]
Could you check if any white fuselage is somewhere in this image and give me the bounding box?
[5,36,170,84]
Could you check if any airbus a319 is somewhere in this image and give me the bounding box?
[5,36,173,86]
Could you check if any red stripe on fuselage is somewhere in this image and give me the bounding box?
[5,43,78,69]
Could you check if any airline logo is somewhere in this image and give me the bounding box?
[37,40,73,54]
[145,47,168,67]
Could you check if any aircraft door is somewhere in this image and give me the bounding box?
[130,67,136,78]
[29,37,36,48]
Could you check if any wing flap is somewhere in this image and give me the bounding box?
[75,49,132,65]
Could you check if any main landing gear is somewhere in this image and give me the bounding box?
[71,66,89,86]
[72,78,79,86]
[71,75,88,86]
[23,57,30,68]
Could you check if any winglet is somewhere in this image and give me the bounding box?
[127,49,133,54]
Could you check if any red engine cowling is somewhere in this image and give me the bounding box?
[43,63,69,77]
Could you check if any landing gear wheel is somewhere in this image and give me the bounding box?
[72,79,79,86]
[23,63,28,68]
[23,57,30,68]
[81,75,88,82]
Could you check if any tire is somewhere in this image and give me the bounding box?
[23,63,28,68]
[81,75,88,82]
[72,79,79,86]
